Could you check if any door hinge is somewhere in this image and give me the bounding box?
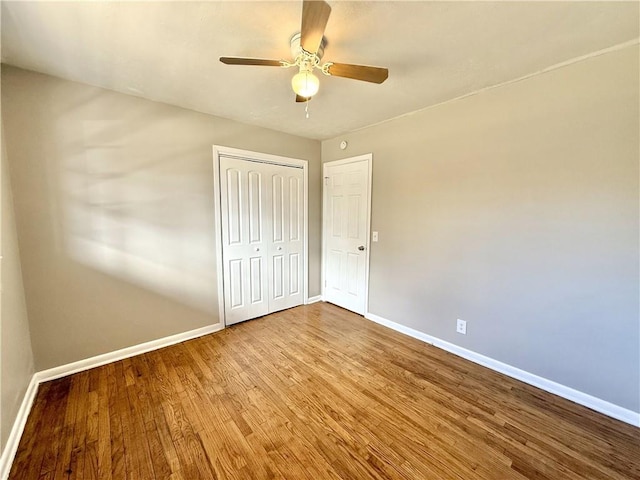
[324,177,329,186]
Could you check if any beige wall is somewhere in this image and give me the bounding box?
[1,124,35,450]
[1,66,321,371]
[322,46,639,412]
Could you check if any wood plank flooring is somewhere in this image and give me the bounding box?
[9,302,640,479]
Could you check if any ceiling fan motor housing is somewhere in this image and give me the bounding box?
[290,32,326,61]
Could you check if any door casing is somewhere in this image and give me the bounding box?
[322,154,373,315]
[213,145,309,327]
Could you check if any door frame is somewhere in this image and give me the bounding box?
[321,153,373,315]
[212,145,309,327]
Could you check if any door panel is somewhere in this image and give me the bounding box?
[226,169,242,245]
[248,171,262,243]
[323,157,371,315]
[220,157,269,324]
[229,259,243,308]
[331,196,343,237]
[347,253,359,295]
[272,174,284,243]
[347,195,360,238]
[289,177,301,241]
[327,249,343,293]
[249,256,264,304]
[272,254,284,299]
[289,253,301,295]
[268,168,304,313]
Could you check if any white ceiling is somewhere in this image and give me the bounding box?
[2,1,638,140]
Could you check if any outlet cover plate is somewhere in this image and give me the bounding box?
[456,319,467,335]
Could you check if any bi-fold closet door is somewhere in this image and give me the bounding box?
[220,155,304,325]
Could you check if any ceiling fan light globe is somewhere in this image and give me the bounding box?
[291,71,319,98]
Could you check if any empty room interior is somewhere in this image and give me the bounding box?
[0,1,639,479]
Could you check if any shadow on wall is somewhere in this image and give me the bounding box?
[60,115,217,315]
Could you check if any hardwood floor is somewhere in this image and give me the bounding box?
[9,302,640,479]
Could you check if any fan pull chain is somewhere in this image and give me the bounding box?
[305,100,310,119]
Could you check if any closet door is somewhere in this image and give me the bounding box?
[220,157,270,325]
[267,166,304,313]
[220,156,305,325]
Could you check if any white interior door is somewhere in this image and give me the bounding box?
[219,155,304,325]
[323,155,372,315]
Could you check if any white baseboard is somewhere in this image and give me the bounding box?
[365,312,640,427]
[306,295,323,304]
[37,323,223,383]
[0,375,39,480]
[0,322,224,480]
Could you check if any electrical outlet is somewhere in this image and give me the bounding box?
[456,319,467,335]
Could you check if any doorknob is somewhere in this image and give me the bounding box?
[277,246,282,250]
[358,245,365,251]
[255,247,260,252]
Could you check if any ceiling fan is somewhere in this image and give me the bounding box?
[220,0,389,103]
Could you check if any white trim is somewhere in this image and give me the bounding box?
[306,295,323,304]
[303,158,309,305]
[365,312,436,346]
[0,376,38,480]
[212,146,226,328]
[38,323,223,383]
[212,145,309,327]
[364,312,640,427]
[321,154,373,315]
[212,146,308,169]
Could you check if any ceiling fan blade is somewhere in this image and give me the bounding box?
[300,0,331,54]
[326,62,389,84]
[296,95,310,103]
[220,57,283,67]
